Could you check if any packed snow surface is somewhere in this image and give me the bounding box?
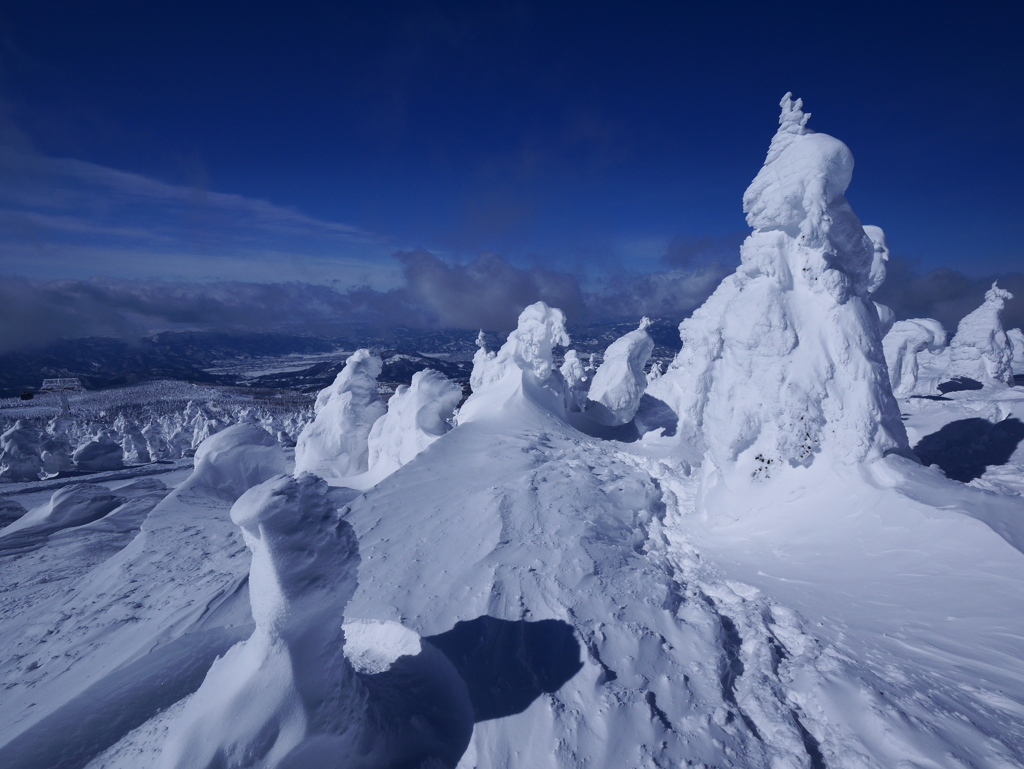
[1,96,1024,769]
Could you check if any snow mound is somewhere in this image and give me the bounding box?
[648,93,907,481]
[294,349,387,481]
[366,368,462,479]
[585,317,654,426]
[0,420,43,482]
[947,282,1016,386]
[73,429,125,473]
[0,483,124,542]
[458,302,570,423]
[190,421,287,501]
[884,319,948,396]
[156,473,366,769]
[1010,328,1024,375]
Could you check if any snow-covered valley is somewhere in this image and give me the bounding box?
[1,94,1023,768]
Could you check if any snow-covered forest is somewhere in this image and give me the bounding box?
[2,95,1024,769]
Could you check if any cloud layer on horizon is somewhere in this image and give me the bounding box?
[2,249,1021,356]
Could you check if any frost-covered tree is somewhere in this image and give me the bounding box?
[0,420,44,482]
[458,301,570,423]
[1009,327,1024,375]
[946,282,1015,386]
[294,349,386,481]
[585,317,655,426]
[648,93,908,480]
[883,319,947,396]
[366,368,462,478]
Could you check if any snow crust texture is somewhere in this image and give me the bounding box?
[947,282,1016,386]
[649,93,908,480]
[294,350,387,481]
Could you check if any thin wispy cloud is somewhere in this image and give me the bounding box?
[0,143,400,284]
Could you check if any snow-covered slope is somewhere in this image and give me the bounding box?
[2,95,1024,769]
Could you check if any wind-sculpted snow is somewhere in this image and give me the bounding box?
[458,301,570,423]
[584,317,654,426]
[156,474,367,769]
[0,420,44,482]
[883,319,948,396]
[72,429,125,473]
[190,421,287,501]
[294,349,386,481]
[366,368,462,480]
[559,349,589,412]
[648,93,908,481]
[947,282,1016,387]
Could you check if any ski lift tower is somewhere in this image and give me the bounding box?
[40,378,84,417]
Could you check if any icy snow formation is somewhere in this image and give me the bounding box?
[294,349,386,481]
[648,93,907,479]
[366,368,462,479]
[883,319,948,396]
[156,473,367,769]
[72,429,125,473]
[559,349,590,412]
[1010,327,1024,375]
[947,282,1016,386]
[190,421,287,501]
[458,301,570,423]
[0,420,43,482]
[584,317,655,426]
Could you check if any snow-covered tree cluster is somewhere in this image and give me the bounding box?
[0,399,310,483]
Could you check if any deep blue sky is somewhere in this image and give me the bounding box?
[0,0,1021,287]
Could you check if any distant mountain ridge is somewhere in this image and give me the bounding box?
[0,321,682,398]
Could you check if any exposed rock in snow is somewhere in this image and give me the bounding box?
[585,317,655,426]
[884,319,948,396]
[0,420,43,482]
[648,93,908,480]
[294,350,386,481]
[1010,328,1024,375]
[156,473,367,769]
[190,421,287,501]
[366,368,462,479]
[458,302,570,423]
[947,282,1016,387]
[72,429,125,473]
